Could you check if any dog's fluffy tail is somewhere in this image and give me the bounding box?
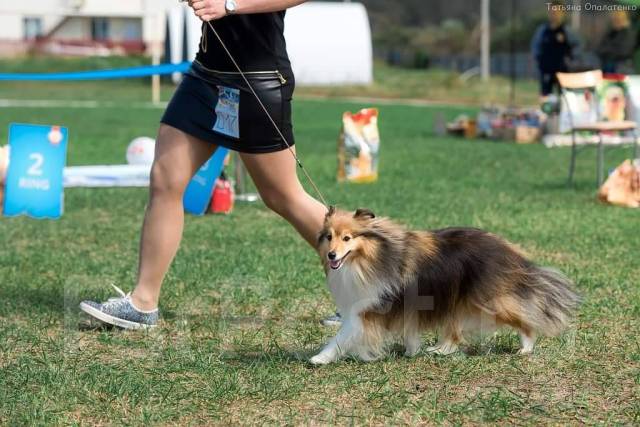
[520,266,581,336]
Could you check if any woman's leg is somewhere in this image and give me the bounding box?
[131,124,217,310]
[240,148,327,247]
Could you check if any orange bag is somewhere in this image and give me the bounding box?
[338,108,380,183]
[598,159,640,208]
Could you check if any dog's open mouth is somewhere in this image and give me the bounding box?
[329,251,351,270]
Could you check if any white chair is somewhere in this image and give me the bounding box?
[557,70,638,186]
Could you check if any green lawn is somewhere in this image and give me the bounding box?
[0,77,639,425]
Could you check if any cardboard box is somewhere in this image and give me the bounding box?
[491,126,515,141]
[515,126,540,144]
[491,126,540,144]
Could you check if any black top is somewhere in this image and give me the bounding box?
[597,27,637,73]
[532,23,579,73]
[195,12,292,74]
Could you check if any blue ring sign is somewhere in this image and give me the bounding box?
[3,123,68,219]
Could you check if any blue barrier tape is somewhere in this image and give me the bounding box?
[0,62,191,81]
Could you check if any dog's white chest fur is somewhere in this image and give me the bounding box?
[327,265,381,317]
[311,264,390,365]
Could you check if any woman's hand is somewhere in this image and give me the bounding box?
[188,0,227,22]
[188,0,308,17]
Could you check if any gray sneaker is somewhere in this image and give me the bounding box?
[79,284,159,330]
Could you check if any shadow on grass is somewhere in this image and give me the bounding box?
[220,350,313,366]
[77,317,118,331]
[0,284,66,316]
[210,342,523,366]
[463,343,520,356]
[529,180,597,193]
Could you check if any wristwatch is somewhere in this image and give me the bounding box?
[225,0,238,15]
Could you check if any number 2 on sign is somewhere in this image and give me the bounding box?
[28,153,44,176]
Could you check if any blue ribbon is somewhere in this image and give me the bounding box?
[0,62,191,81]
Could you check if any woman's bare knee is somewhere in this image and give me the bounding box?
[260,191,285,214]
[260,189,294,216]
[149,125,216,200]
[149,159,191,199]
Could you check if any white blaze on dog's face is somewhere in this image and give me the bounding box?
[317,207,376,271]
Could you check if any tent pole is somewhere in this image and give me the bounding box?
[509,0,516,105]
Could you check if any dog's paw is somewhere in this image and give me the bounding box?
[404,337,421,357]
[426,342,458,355]
[309,353,335,365]
[517,347,533,355]
[404,346,421,358]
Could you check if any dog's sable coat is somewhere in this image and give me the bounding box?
[311,207,580,364]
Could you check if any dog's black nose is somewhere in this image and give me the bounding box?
[328,251,337,260]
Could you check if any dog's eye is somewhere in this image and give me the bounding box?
[343,236,351,242]
[326,234,332,242]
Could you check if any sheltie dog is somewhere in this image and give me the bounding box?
[311,207,580,365]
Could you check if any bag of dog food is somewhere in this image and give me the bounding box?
[338,108,380,183]
[598,159,640,208]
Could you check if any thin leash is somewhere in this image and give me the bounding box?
[202,19,329,208]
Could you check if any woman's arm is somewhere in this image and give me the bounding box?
[189,0,307,22]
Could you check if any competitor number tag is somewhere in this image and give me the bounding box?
[213,86,240,139]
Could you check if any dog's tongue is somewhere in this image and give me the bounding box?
[330,259,341,269]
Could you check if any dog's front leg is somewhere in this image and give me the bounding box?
[310,317,362,365]
[309,336,342,365]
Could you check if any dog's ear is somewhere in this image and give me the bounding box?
[354,208,375,220]
[325,205,336,219]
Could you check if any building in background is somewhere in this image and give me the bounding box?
[0,0,175,56]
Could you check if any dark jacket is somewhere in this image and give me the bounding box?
[597,26,637,74]
[531,23,581,73]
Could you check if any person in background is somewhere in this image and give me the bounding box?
[531,2,581,96]
[597,11,637,75]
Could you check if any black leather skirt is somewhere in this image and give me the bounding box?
[161,60,295,154]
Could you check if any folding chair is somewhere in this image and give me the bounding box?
[557,70,639,186]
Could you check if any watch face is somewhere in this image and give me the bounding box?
[226,0,237,12]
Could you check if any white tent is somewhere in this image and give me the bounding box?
[166,1,373,86]
[284,2,373,85]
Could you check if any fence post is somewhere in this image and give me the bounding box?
[481,0,491,81]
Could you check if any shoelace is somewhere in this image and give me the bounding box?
[104,284,131,307]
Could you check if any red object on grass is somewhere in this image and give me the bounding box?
[345,108,378,125]
[210,175,234,214]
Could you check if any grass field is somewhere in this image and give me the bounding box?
[1,67,639,425]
